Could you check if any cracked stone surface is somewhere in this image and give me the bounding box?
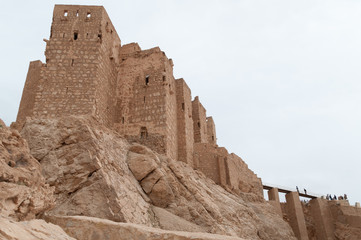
[0,119,53,221]
[20,116,296,239]
[21,116,152,225]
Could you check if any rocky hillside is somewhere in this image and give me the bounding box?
[1,117,296,239]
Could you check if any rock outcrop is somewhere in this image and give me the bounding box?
[0,216,75,240]
[45,215,244,240]
[0,119,53,221]
[20,116,296,240]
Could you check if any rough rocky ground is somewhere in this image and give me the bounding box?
[45,215,245,240]
[0,116,297,239]
[0,216,75,240]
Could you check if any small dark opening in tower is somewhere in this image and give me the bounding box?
[63,33,65,38]
[145,76,149,85]
[182,103,185,111]
[71,59,74,66]
[198,122,200,128]
[98,34,102,41]
[64,11,68,17]
[140,127,148,139]
[74,32,78,40]
[122,117,125,124]
[76,10,79,17]
[163,76,166,82]
[212,136,214,141]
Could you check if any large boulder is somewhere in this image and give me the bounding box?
[0,119,53,221]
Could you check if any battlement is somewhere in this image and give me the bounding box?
[16,4,262,198]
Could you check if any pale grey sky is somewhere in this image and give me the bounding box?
[1,0,360,204]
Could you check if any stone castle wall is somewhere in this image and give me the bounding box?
[17,4,262,197]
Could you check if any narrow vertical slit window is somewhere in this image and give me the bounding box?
[74,32,78,40]
[76,10,79,17]
[143,96,146,103]
[64,11,68,17]
[71,59,74,66]
[182,103,185,111]
[87,12,91,18]
[140,127,148,139]
[122,117,125,124]
[145,75,149,85]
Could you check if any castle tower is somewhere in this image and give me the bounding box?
[175,78,194,166]
[114,44,178,160]
[192,96,208,143]
[17,5,120,127]
[206,117,217,145]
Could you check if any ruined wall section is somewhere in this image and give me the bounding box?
[16,61,43,124]
[175,78,194,166]
[194,143,262,197]
[192,97,208,143]
[206,117,217,145]
[116,47,178,160]
[227,153,263,196]
[193,143,225,185]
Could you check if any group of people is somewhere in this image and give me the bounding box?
[296,186,307,195]
[326,194,348,201]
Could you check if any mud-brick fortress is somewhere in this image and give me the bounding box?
[16,5,262,196]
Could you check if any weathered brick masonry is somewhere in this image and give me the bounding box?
[17,4,262,196]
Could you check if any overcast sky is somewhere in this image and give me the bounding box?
[1,0,360,204]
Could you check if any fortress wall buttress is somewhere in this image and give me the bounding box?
[192,97,208,143]
[163,59,178,160]
[206,117,217,145]
[93,8,121,126]
[175,78,194,166]
[16,61,43,124]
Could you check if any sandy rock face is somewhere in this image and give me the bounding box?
[21,116,296,239]
[21,117,152,225]
[0,216,75,240]
[0,119,53,221]
[45,215,244,240]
